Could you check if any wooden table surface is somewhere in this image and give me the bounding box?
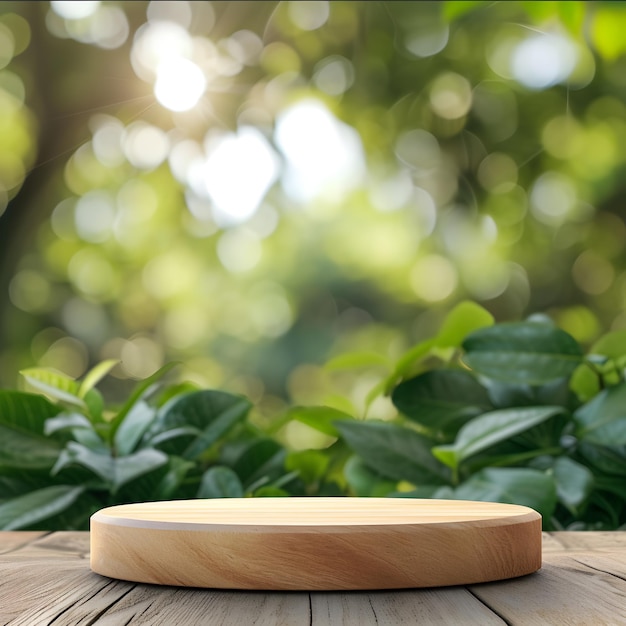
[1,531,626,625]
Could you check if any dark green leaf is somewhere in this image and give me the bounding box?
[0,485,85,530]
[113,400,156,455]
[453,467,557,520]
[343,455,397,496]
[230,438,286,487]
[0,391,62,469]
[197,466,244,498]
[336,420,450,484]
[553,456,594,512]
[392,370,492,435]
[462,322,583,384]
[574,383,626,445]
[578,441,626,476]
[51,442,167,493]
[152,390,251,459]
[285,450,330,485]
[433,406,563,469]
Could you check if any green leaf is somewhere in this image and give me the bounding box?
[20,368,86,409]
[343,455,396,497]
[288,405,352,437]
[452,467,557,521]
[433,406,564,469]
[434,301,494,348]
[553,457,594,513]
[285,449,330,485]
[44,413,92,435]
[78,359,118,398]
[574,383,626,445]
[462,322,583,384]
[578,441,626,477]
[0,391,62,469]
[153,457,196,500]
[392,370,492,436]
[150,390,251,459]
[335,420,450,485]
[197,466,244,498]
[109,362,180,439]
[0,485,85,530]
[51,442,168,493]
[230,438,286,488]
[113,400,156,456]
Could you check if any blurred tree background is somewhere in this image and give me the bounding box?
[2,0,626,427]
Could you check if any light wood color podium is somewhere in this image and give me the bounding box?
[90,498,541,590]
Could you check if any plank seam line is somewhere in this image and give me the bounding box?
[570,557,626,583]
[308,593,313,626]
[367,595,379,624]
[465,588,511,626]
[83,583,138,626]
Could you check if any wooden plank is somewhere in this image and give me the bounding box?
[93,586,310,625]
[547,531,626,553]
[469,553,626,626]
[311,588,506,625]
[0,531,90,560]
[0,531,46,555]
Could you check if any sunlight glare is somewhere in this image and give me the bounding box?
[275,99,366,203]
[192,127,280,225]
[154,57,207,112]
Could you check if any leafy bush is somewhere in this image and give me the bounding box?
[0,363,298,530]
[312,303,626,530]
[3,302,626,531]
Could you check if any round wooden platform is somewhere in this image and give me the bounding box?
[90,498,542,590]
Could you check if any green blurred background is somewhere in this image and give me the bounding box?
[2,0,626,426]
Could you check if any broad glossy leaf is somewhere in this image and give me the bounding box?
[453,467,557,520]
[336,420,450,485]
[153,457,195,500]
[152,390,251,459]
[433,406,563,469]
[574,383,626,445]
[110,362,180,438]
[52,442,167,492]
[20,368,86,409]
[392,370,492,435]
[0,391,62,469]
[0,485,85,530]
[197,466,244,498]
[343,455,397,497]
[288,405,352,437]
[434,301,494,348]
[462,322,583,384]
[578,441,626,477]
[285,450,330,485]
[485,377,574,410]
[553,456,594,512]
[44,413,92,435]
[230,438,286,488]
[113,400,156,455]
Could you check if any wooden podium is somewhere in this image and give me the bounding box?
[90,497,542,590]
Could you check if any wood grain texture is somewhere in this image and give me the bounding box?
[90,498,541,590]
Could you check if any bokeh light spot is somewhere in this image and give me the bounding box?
[154,57,206,112]
[51,1,100,20]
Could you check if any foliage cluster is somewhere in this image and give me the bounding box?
[2,302,626,531]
